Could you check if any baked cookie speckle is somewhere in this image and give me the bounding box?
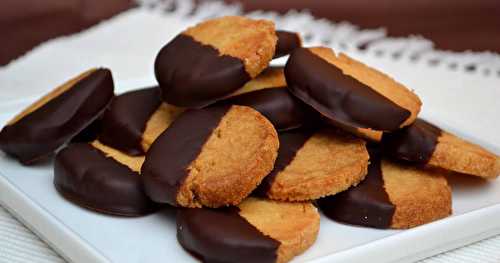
[258,128,369,201]
[142,105,279,208]
[155,16,277,108]
[382,118,500,178]
[177,197,319,263]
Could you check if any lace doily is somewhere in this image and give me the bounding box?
[139,0,500,78]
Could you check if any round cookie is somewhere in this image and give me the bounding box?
[141,105,279,208]
[0,68,114,164]
[99,87,183,155]
[177,197,319,263]
[221,67,310,131]
[54,140,157,216]
[285,47,421,132]
[155,16,277,108]
[382,118,500,179]
[318,149,452,229]
[274,30,302,58]
[258,127,369,201]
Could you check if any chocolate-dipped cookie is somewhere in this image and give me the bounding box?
[221,67,309,131]
[258,127,369,201]
[0,68,114,164]
[99,87,183,155]
[274,30,302,58]
[285,47,421,133]
[318,149,452,229]
[54,141,157,216]
[142,105,279,208]
[155,16,277,108]
[177,197,319,263]
[382,118,500,179]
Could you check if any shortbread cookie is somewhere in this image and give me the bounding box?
[0,68,114,164]
[258,128,369,201]
[285,47,421,132]
[177,197,319,263]
[54,141,157,216]
[99,87,183,155]
[318,149,452,229]
[382,118,500,179]
[222,67,309,131]
[274,30,302,58]
[142,105,279,208]
[155,16,277,108]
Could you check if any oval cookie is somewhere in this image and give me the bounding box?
[141,105,279,208]
[258,127,369,201]
[155,16,277,108]
[54,141,157,216]
[221,67,309,131]
[0,68,114,164]
[285,47,421,132]
[382,118,500,179]
[318,149,452,229]
[274,30,302,58]
[177,197,319,263]
[99,87,183,155]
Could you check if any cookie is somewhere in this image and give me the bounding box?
[54,140,157,216]
[142,105,279,208]
[98,87,183,155]
[274,30,302,58]
[155,16,277,108]
[318,149,452,229]
[285,47,421,132]
[382,118,500,179]
[177,197,319,263]
[221,67,309,131]
[0,68,114,164]
[257,127,369,201]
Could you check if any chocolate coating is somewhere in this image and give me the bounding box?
[155,34,251,108]
[177,207,279,263]
[222,87,308,131]
[99,87,162,156]
[256,128,314,195]
[381,118,442,163]
[274,30,301,58]
[318,149,395,228]
[54,143,157,216]
[0,69,114,164]
[141,105,230,205]
[285,48,410,131]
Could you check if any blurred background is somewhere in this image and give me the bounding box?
[1,0,499,66]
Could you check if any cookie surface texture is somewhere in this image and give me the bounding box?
[99,87,183,155]
[285,47,421,132]
[382,118,500,178]
[54,141,156,216]
[0,68,114,164]
[177,197,319,263]
[142,105,279,208]
[258,128,369,201]
[318,149,452,229]
[155,16,277,108]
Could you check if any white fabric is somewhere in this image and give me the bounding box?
[0,1,499,262]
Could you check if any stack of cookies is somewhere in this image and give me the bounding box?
[1,16,499,263]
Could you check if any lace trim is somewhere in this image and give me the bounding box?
[138,0,500,78]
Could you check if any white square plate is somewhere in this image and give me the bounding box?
[1,39,499,263]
